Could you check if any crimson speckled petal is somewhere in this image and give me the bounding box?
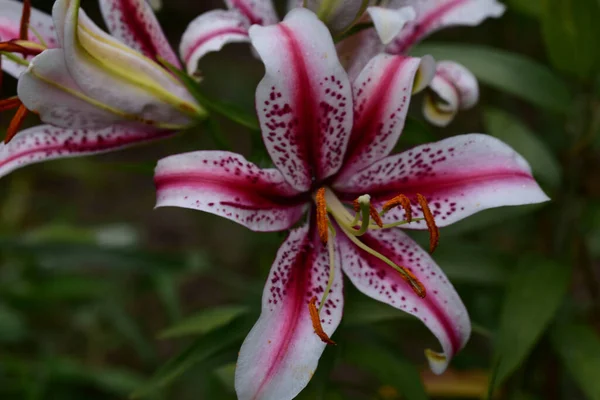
[250,9,354,191]
[225,0,279,25]
[154,151,308,232]
[235,224,343,400]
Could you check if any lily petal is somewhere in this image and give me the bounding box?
[179,10,250,75]
[335,134,550,228]
[304,0,368,33]
[367,6,415,45]
[337,28,383,81]
[225,0,279,25]
[424,61,478,127]
[337,227,469,374]
[0,124,173,179]
[386,0,505,54]
[53,0,199,127]
[235,223,343,399]
[0,0,58,77]
[154,151,308,232]
[98,0,180,66]
[335,53,435,182]
[250,9,353,191]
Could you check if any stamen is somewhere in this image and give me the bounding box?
[0,40,45,56]
[369,204,384,228]
[398,265,426,298]
[416,193,440,253]
[316,187,329,244]
[353,194,373,236]
[308,296,336,345]
[382,194,412,222]
[5,104,28,143]
[0,97,22,112]
[19,0,32,40]
[319,233,336,313]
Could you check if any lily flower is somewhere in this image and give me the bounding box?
[0,0,205,178]
[154,9,549,400]
[179,0,370,75]
[340,0,506,126]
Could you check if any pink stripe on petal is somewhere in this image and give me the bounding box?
[250,9,353,191]
[0,124,173,179]
[338,227,469,373]
[235,223,343,400]
[335,54,433,182]
[179,10,249,74]
[99,0,180,66]
[154,151,308,232]
[335,134,550,229]
[386,0,505,54]
[225,0,279,25]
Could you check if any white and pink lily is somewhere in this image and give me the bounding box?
[341,0,506,126]
[154,9,549,400]
[0,0,205,178]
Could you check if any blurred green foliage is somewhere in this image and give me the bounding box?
[1,0,600,399]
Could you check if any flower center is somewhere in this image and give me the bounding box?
[308,187,440,344]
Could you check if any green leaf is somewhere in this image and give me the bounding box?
[484,108,562,188]
[0,303,27,343]
[551,322,600,400]
[491,255,570,389]
[507,0,542,17]
[345,339,428,400]
[131,317,248,398]
[412,44,571,113]
[540,0,600,80]
[158,305,248,339]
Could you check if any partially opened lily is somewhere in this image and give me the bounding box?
[179,0,369,75]
[0,0,205,178]
[340,0,505,126]
[154,9,549,400]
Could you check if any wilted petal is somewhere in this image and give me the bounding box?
[0,124,173,179]
[98,0,180,66]
[336,134,550,228]
[180,10,250,75]
[367,6,415,45]
[225,0,279,25]
[154,151,308,232]
[338,227,469,374]
[53,0,199,127]
[386,0,505,54]
[0,0,58,77]
[250,9,353,191]
[235,223,343,399]
[335,53,434,182]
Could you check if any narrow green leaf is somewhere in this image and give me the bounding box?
[158,305,248,339]
[491,255,570,389]
[484,108,562,188]
[345,339,428,400]
[540,0,600,80]
[131,317,248,398]
[551,322,600,400]
[412,44,571,113]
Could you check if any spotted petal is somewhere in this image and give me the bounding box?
[179,10,250,75]
[0,0,58,78]
[0,124,173,179]
[235,223,343,400]
[53,0,200,127]
[337,227,469,374]
[335,134,550,228]
[250,9,353,191]
[225,0,279,25]
[423,61,479,127]
[335,53,435,182]
[154,151,307,232]
[98,0,180,66]
[386,0,505,54]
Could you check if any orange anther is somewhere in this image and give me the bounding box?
[315,187,328,244]
[308,296,336,345]
[416,193,439,254]
[369,204,383,228]
[0,96,22,112]
[382,194,412,222]
[352,198,360,213]
[5,104,28,144]
[19,0,32,40]
[399,266,426,298]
